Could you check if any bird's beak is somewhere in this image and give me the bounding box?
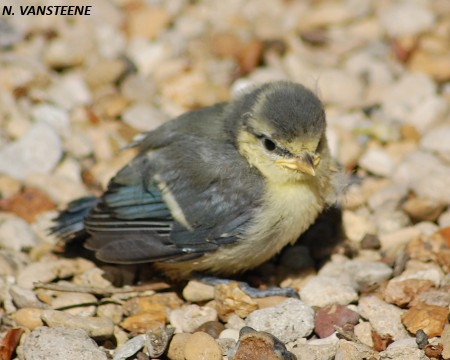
[275,153,320,176]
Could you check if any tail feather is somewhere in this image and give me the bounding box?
[50,196,98,243]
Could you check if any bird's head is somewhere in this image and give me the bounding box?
[231,81,328,184]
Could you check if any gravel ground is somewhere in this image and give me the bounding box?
[0,0,450,359]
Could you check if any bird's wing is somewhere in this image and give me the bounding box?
[84,132,264,264]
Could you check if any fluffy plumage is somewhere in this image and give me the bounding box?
[52,81,337,278]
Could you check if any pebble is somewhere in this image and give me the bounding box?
[169,304,218,333]
[17,258,95,289]
[358,147,395,177]
[229,326,296,360]
[113,334,146,360]
[342,210,376,243]
[9,285,47,309]
[334,339,376,360]
[96,303,123,325]
[11,307,44,330]
[41,309,115,339]
[219,328,240,342]
[46,73,92,110]
[402,197,445,222]
[358,296,409,340]
[50,292,97,317]
[319,69,364,108]
[19,326,107,360]
[368,183,408,211]
[120,311,166,333]
[213,282,258,321]
[31,104,71,138]
[0,213,37,251]
[383,279,434,307]
[350,260,393,290]
[378,346,428,360]
[421,125,450,158]
[299,275,358,307]
[354,322,374,348]
[167,333,192,360]
[314,304,360,338]
[410,289,450,308]
[442,324,450,359]
[182,280,215,302]
[184,331,222,360]
[0,123,62,180]
[245,298,314,343]
[401,304,449,337]
[379,2,435,37]
[196,321,225,339]
[121,103,168,131]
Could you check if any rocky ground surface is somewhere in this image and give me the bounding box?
[0,0,450,359]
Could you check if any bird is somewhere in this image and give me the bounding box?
[52,81,337,279]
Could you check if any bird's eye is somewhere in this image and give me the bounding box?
[262,138,276,151]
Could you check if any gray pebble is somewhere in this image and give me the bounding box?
[41,309,114,339]
[19,326,107,360]
[299,275,358,307]
[246,298,314,343]
[358,296,409,340]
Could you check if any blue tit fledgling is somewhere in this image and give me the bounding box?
[53,81,337,278]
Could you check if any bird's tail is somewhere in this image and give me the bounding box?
[50,196,98,243]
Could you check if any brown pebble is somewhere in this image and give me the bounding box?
[230,327,296,360]
[360,234,381,250]
[11,308,44,330]
[214,282,258,322]
[401,304,449,337]
[314,304,360,338]
[383,279,435,307]
[184,332,222,360]
[195,321,225,339]
[120,313,165,334]
[167,333,192,360]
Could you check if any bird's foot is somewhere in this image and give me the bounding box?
[199,276,299,298]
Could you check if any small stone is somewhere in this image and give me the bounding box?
[169,304,218,333]
[46,73,91,110]
[0,213,37,251]
[9,285,47,309]
[219,329,240,342]
[360,234,381,250]
[0,187,55,223]
[402,197,446,222]
[184,332,222,360]
[195,321,225,339]
[226,314,246,330]
[350,260,393,291]
[401,304,449,337]
[126,6,170,39]
[214,282,258,321]
[20,326,107,360]
[319,69,364,108]
[299,275,358,307]
[334,339,376,360]
[441,324,450,359]
[383,279,435,307]
[11,308,44,330]
[410,289,450,308]
[41,309,115,339]
[354,322,374,348]
[396,260,444,287]
[17,258,95,289]
[359,147,395,177]
[421,125,450,159]
[0,123,62,180]
[121,103,168,132]
[167,333,192,360]
[314,305,360,338]
[97,303,123,325]
[379,227,421,253]
[183,280,215,302]
[379,346,428,360]
[120,312,166,334]
[254,296,290,310]
[113,334,146,360]
[246,298,314,343]
[379,2,434,37]
[358,296,409,340]
[50,292,97,317]
[368,184,408,212]
[342,210,376,243]
[85,59,127,89]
